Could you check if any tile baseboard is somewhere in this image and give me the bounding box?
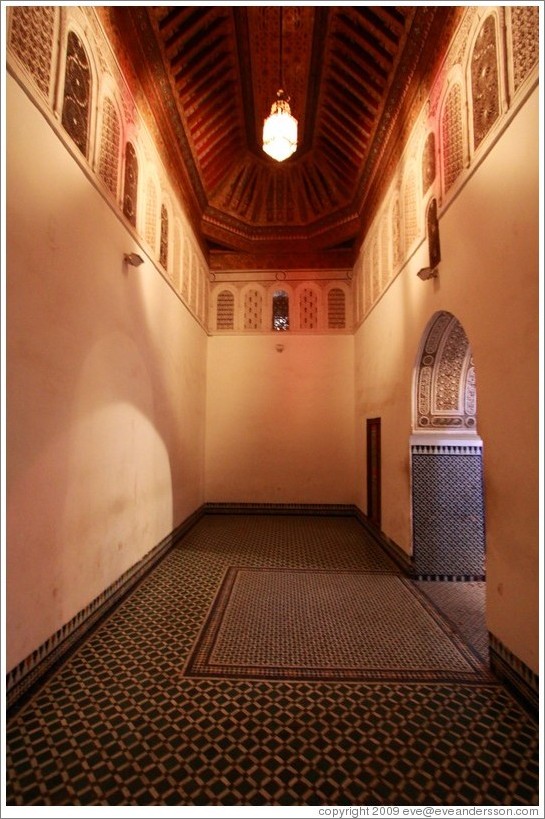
[6,506,205,713]
[489,633,538,716]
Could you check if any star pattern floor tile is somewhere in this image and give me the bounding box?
[183,568,492,683]
[5,515,540,806]
[416,580,488,661]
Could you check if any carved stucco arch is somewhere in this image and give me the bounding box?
[413,311,477,432]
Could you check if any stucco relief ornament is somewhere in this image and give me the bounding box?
[9,5,56,98]
[418,367,432,418]
[122,98,137,127]
[511,6,539,91]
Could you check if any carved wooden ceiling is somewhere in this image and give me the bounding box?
[102,6,459,273]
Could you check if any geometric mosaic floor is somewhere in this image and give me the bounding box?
[5,515,540,806]
[184,568,493,684]
[416,580,489,662]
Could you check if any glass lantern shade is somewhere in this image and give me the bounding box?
[262,95,298,162]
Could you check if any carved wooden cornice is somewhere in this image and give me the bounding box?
[98,6,461,273]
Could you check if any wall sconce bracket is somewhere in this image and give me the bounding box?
[124,253,144,267]
[417,266,438,281]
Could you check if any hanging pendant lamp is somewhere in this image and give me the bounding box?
[262,9,298,162]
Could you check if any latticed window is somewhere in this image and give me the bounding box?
[198,263,206,321]
[172,222,181,287]
[403,171,417,251]
[363,251,372,315]
[145,179,157,252]
[511,6,539,92]
[357,266,364,322]
[380,220,390,289]
[422,132,436,194]
[244,289,263,330]
[217,290,234,330]
[181,239,190,302]
[190,257,197,311]
[98,97,120,197]
[442,84,463,193]
[328,288,346,329]
[159,204,168,269]
[427,198,441,268]
[471,15,499,151]
[123,142,138,226]
[61,31,91,157]
[9,5,55,98]
[299,288,318,330]
[371,240,380,304]
[392,198,401,269]
[204,278,210,327]
[272,290,289,331]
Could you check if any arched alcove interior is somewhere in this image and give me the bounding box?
[411,311,485,579]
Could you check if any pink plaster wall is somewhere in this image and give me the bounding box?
[353,88,539,672]
[6,78,207,671]
[7,70,539,680]
[205,334,356,504]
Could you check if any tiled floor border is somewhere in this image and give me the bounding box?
[352,508,413,574]
[182,566,494,684]
[204,502,358,516]
[6,503,353,710]
[489,633,539,716]
[6,505,205,712]
[6,503,538,717]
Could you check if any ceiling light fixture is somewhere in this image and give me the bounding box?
[262,8,297,162]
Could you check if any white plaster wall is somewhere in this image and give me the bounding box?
[354,88,539,672]
[205,334,355,504]
[6,77,207,671]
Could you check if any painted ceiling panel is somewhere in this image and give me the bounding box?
[102,6,459,272]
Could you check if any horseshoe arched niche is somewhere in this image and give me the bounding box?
[411,311,485,579]
[416,311,476,430]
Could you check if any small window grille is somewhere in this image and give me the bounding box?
[371,241,380,303]
[61,31,91,157]
[172,222,181,287]
[300,288,318,330]
[244,289,263,330]
[471,16,500,150]
[217,290,234,330]
[442,84,463,193]
[145,180,157,252]
[511,7,539,92]
[160,204,168,269]
[328,289,346,329]
[181,239,190,302]
[190,255,197,311]
[392,199,401,269]
[98,97,120,197]
[403,171,417,250]
[380,221,390,289]
[427,198,441,268]
[422,132,436,195]
[272,290,289,331]
[198,264,206,321]
[123,142,138,226]
[9,6,55,98]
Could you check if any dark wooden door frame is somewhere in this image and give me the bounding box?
[366,417,381,529]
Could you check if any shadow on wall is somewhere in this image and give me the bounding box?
[7,124,206,670]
